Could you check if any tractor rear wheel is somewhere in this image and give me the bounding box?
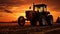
[46,15,53,26]
[18,16,25,26]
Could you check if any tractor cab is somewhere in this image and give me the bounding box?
[33,4,47,12]
[32,4,50,16]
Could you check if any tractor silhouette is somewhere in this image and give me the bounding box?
[18,4,53,26]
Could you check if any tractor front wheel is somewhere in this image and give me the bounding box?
[18,16,25,26]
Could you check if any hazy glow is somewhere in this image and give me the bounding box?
[0,0,60,22]
[0,6,60,22]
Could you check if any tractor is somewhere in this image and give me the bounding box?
[18,4,53,26]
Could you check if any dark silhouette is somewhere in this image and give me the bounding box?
[18,4,53,26]
[56,17,60,23]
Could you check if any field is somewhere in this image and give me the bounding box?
[0,23,60,34]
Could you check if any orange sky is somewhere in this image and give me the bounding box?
[0,0,60,22]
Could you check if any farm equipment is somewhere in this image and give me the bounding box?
[18,4,53,26]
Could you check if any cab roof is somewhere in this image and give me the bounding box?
[34,4,47,8]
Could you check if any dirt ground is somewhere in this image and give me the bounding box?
[0,23,60,34]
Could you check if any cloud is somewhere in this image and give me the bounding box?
[4,9,12,13]
[0,0,60,6]
[0,0,22,6]
[0,6,12,13]
[0,0,60,12]
[45,0,60,12]
[0,0,40,6]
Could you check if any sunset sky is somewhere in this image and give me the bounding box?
[0,0,60,22]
